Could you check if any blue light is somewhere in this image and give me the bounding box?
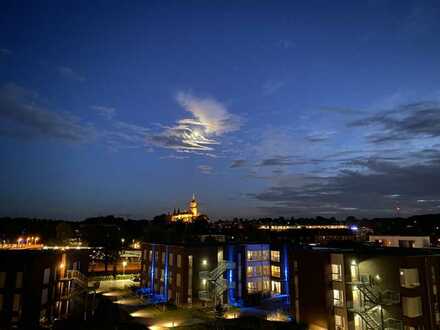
[164,246,169,301]
[350,225,359,231]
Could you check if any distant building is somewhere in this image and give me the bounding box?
[369,235,431,248]
[170,194,203,223]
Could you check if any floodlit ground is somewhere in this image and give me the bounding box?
[98,285,212,329]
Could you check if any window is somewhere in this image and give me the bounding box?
[271,265,280,278]
[400,268,420,288]
[0,272,5,288]
[168,272,173,284]
[15,272,23,288]
[271,250,280,262]
[331,264,342,281]
[263,280,270,292]
[12,294,21,312]
[271,280,281,294]
[177,254,182,268]
[263,265,270,276]
[43,268,50,285]
[161,252,165,264]
[402,296,423,318]
[335,315,344,330]
[149,250,152,261]
[247,281,257,293]
[41,288,48,305]
[169,253,173,266]
[333,289,343,307]
[247,266,254,277]
[176,273,181,287]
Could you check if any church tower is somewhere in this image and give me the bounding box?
[189,193,198,217]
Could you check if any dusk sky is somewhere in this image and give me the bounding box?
[1,1,440,220]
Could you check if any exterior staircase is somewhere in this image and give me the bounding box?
[349,275,402,330]
[199,260,235,304]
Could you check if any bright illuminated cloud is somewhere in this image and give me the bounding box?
[149,92,241,154]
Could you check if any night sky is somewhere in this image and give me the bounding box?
[1,1,440,220]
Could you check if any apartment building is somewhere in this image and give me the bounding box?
[140,242,225,306]
[0,248,90,328]
[289,245,440,330]
[140,241,291,308]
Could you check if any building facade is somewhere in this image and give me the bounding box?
[289,246,440,330]
[0,248,90,328]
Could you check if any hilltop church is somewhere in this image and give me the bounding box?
[170,194,203,223]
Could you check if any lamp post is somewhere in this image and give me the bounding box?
[122,260,127,275]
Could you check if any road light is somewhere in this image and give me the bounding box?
[122,260,128,275]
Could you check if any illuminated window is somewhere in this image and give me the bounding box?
[400,268,420,288]
[333,289,343,307]
[263,280,270,292]
[335,315,344,330]
[247,281,257,293]
[177,255,182,268]
[176,273,181,287]
[161,252,165,264]
[271,265,280,278]
[263,265,270,276]
[402,296,422,318]
[247,266,254,277]
[271,280,281,294]
[169,253,173,266]
[271,250,280,262]
[331,264,342,281]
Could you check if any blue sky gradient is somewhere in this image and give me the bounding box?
[1,1,440,219]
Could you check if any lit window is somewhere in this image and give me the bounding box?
[400,268,420,288]
[247,281,257,293]
[271,265,280,278]
[331,264,342,281]
[177,255,182,268]
[271,280,281,294]
[335,315,344,330]
[271,250,280,262]
[402,296,423,318]
[176,273,181,287]
[161,252,165,264]
[333,289,343,307]
[247,266,254,277]
[202,259,208,266]
[169,253,173,266]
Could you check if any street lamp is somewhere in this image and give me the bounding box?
[122,260,127,275]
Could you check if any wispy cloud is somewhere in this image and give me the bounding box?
[0,83,96,142]
[230,159,247,168]
[92,105,116,120]
[0,48,12,56]
[350,101,440,143]
[262,80,285,95]
[57,66,85,82]
[198,165,213,174]
[148,92,241,154]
